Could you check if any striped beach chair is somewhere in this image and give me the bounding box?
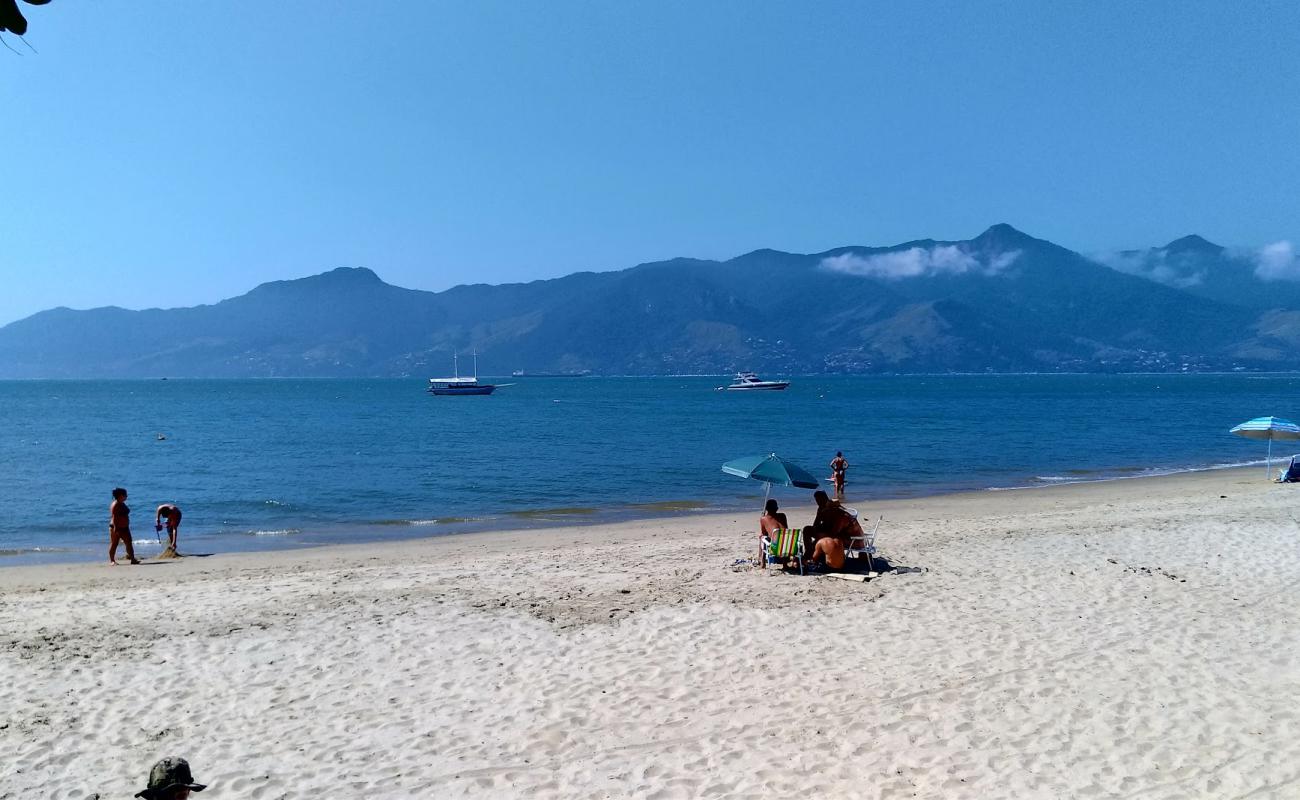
[761,528,804,575]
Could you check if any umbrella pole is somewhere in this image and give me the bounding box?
[759,482,772,568]
[1268,437,1274,479]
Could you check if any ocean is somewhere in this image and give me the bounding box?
[0,374,1294,564]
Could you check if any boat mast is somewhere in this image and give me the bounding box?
[453,352,459,379]
[473,351,478,380]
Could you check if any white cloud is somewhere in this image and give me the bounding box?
[820,246,1020,280]
[1254,241,1300,282]
[1092,251,1205,289]
[987,250,1022,272]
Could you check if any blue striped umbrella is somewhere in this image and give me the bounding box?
[1230,416,1300,478]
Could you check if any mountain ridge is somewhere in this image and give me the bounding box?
[4,225,1299,378]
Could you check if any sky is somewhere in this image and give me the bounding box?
[1,1,1297,325]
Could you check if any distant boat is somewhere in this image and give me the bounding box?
[428,353,496,396]
[511,369,592,378]
[721,372,790,391]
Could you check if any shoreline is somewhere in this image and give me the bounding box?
[0,457,1274,569]
[8,373,1296,572]
[0,462,1267,589]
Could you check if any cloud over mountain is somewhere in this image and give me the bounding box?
[1091,250,1207,289]
[1254,241,1299,282]
[1094,237,1300,289]
[820,246,1021,280]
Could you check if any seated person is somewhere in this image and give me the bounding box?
[758,498,789,567]
[802,490,862,555]
[759,498,787,537]
[807,535,847,571]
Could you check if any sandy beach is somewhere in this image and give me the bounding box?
[4,467,1300,798]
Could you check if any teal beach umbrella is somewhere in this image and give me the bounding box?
[722,453,820,506]
[1230,416,1300,478]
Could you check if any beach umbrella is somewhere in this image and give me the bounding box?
[721,453,820,506]
[1229,416,1300,478]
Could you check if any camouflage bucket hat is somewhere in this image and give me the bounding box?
[134,757,206,798]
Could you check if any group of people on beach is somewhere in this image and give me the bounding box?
[754,452,863,572]
[108,487,183,565]
[758,451,860,572]
[760,490,863,572]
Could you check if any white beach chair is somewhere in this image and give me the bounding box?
[844,513,881,573]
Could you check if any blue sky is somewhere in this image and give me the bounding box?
[1,1,1297,324]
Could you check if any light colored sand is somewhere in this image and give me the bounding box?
[4,468,1300,798]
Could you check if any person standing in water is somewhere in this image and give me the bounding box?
[109,487,140,565]
[830,451,849,500]
[155,503,183,554]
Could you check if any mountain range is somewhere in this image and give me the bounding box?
[3,224,1299,378]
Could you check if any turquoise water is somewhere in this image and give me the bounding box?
[1,374,1295,564]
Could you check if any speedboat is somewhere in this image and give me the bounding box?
[428,353,496,396]
[721,372,790,391]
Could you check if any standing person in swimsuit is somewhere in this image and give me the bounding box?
[830,451,849,500]
[155,503,183,553]
[109,487,140,565]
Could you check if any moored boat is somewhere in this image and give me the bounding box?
[511,369,591,378]
[428,353,496,396]
[721,371,790,391]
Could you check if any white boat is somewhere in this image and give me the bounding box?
[722,371,790,391]
[428,353,496,396]
[511,369,591,378]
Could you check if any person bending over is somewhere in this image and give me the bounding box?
[807,535,847,571]
[109,487,140,566]
[155,503,183,552]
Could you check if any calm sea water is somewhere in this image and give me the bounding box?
[0,375,1294,564]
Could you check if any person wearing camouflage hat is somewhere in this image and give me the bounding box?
[134,757,206,800]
